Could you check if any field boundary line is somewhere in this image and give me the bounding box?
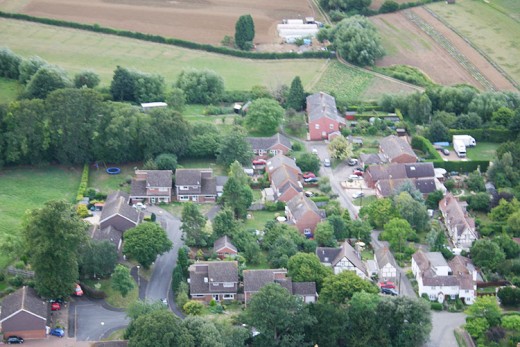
[306,58,331,91]
[336,53,425,93]
[423,6,519,91]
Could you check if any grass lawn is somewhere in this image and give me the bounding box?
[0,18,327,91]
[352,195,376,207]
[102,329,126,341]
[90,277,139,309]
[178,158,226,176]
[244,251,270,270]
[160,202,215,219]
[0,166,80,269]
[428,0,520,84]
[0,77,22,104]
[466,142,499,161]
[361,249,374,261]
[88,163,138,194]
[243,210,278,230]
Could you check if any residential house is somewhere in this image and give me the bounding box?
[439,193,478,250]
[270,166,303,203]
[0,286,48,339]
[175,169,217,203]
[188,261,239,302]
[216,176,228,197]
[243,269,317,305]
[266,154,301,178]
[213,236,238,259]
[316,241,368,279]
[91,225,123,252]
[99,191,140,233]
[130,170,173,203]
[307,92,346,141]
[359,153,388,167]
[285,193,323,236]
[375,177,438,198]
[412,251,476,304]
[247,133,292,157]
[375,247,398,280]
[379,135,418,163]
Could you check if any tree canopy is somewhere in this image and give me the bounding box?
[287,252,332,291]
[286,76,306,111]
[176,69,224,104]
[181,203,210,247]
[328,135,353,160]
[216,127,253,167]
[245,98,284,135]
[123,223,173,269]
[22,200,88,298]
[319,271,379,305]
[234,15,255,50]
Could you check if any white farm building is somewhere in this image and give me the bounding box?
[277,19,319,43]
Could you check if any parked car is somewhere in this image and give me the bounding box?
[50,328,65,337]
[161,298,168,305]
[304,177,319,183]
[442,148,450,155]
[347,158,358,166]
[51,302,61,311]
[74,283,83,297]
[312,147,318,155]
[6,336,24,344]
[252,159,267,166]
[303,172,316,179]
[352,192,365,199]
[353,170,363,176]
[133,202,146,210]
[355,167,364,172]
[348,175,363,180]
[304,191,314,197]
[381,287,398,296]
[323,158,331,167]
[379,281,396,289]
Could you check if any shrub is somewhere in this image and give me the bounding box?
[8,275,25,287]
[82,282,107,299]
[76,204,91,218]
[430,302,443,311]
[183,300,204,315]
[76,164,89,202]
[497,286,520,307]
[0,272,4,281]
[502,315,520,332]
[292,141,303,151]
[411,136,442,161]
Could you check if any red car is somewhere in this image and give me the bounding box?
[252,159,267,166]
[303,172,316,179]
[379,281,396,289]
[74,283,84,297]
[51,302,61,311]
[353,170,363,176]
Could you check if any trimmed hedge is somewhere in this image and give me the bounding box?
[411,136,442,161]
[432,160,490,173]
[310,196,330,203]
[76,164,89,202]
[0,11,332,60]
[448,129,514,143]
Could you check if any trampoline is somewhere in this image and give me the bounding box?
[106,167,121,175]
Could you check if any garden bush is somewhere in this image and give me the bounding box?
[81,282,107,299]
[411,136,442,161]
[430,302,443,311]
[76,164,89,202]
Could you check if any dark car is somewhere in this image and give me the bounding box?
[7,336,24,344]
[381,287,398,296]
[304,177,319,183]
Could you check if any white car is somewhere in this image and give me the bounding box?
[349,174,363,180]
[312,148,318,155]
[352,192,365,199]
[323,158,331,167]
[133,202,146,210]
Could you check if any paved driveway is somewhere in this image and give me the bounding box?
[425,311,466,347]
[73,298,129,341]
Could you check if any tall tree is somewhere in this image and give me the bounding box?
[394,192,430,232]
[73,70,100,89]
[18,56,47,84]
[470,239,505,271]
[287,252,332,291]
[176,69,225,104]
[182,316,225,347]
[181,203,209,247]
[0,47,21,79]
[24,65,72,99]
[286,76,306,111]
[359,198,398,229]
[189,122,221,158]
[245,98,284,135]
[212,208,240,238]
[328,135,353,160]
[78,240,118,279]
[22,200,88,298]
[314,221,337,247]
[126,309,194,347]
[123,223,173,269]
[319,271,379,305]
[221,176,253,219]
[333,15,384,66]
[111,264,135,297]
[110,65,136,101]
[381,218,416,253]
[216,127,253,167]
[234,15,255,50]
[166,87,186,113]
[241,283,315,347]
[296,152,320,173]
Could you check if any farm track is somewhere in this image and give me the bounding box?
[408,7,517,91]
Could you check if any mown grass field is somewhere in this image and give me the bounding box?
[428,0,520,85]
[466,142,499,161]
[0,166,80,269]
[0,18,326,91]
[0,77,22,104]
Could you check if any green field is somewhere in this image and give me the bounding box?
[428,0,520,84]
[0,166,80,269]
[312,61,374,103]
[466,142,499,161]
[0,77,22,104]
[0,18,326,91]
[89,163,137,195]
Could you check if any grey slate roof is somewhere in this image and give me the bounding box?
[92,225,122,250]
[176,169,217,196]
[130,179,147,197]
[379,135,417,162]
[0,286,47,322]
[292,282,317,296]
[247,133,291,151]
[316,241,366,275]
[243,269,287,292]
[213,235,237,253]
[189,261,239,295]
[439,193,476,237]
[307,92,346,124]
[360,153,388,165]
[405,162,435,178]
[413,251,465,287]
[145,170,173,187]
[266,154,300,175]
[100,191,139,225]
[175,169,208,186]
[376,177,436,197]
[286,193,320,220]
[375,246,397,270]
[271,165,301,189]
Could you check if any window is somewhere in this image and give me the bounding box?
[212,283,219,286]
[223,282,234,288]
[180,186,189,190]
[191,294,204,298]
[159,187,167,192]
[223,294,234,300]
[315,124,320,130]
[329,123,334,130]
[179,196,189,201]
